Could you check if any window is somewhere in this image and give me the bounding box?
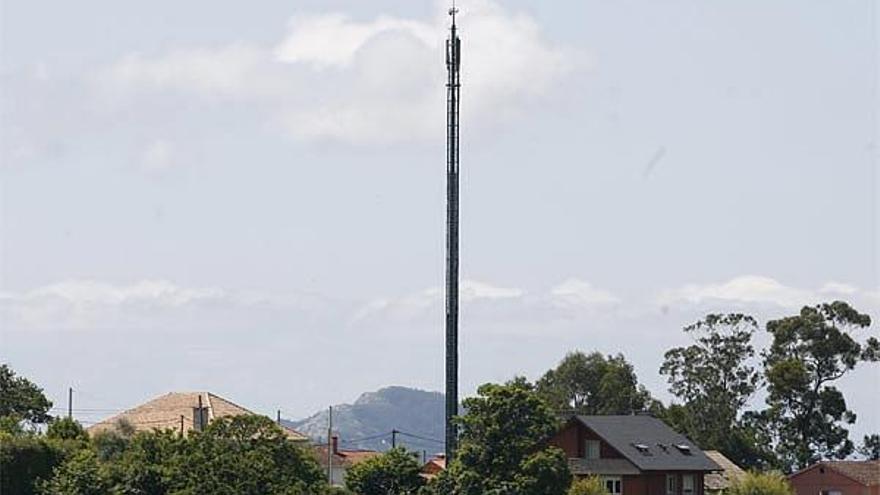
[603,476,622,495]
[666,474,678,495]
[682,475,695,495]
[675,444,693,456]
[820,491,842,495]
[585,440,601,459]
[633,443,652,456]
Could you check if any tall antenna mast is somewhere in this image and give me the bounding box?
[445,0,461,462]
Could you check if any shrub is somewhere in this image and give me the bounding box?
[569,476,606,495]
[727,471,794,495]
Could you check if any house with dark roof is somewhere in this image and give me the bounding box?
[788,460,880,495]
[547,415,721,495]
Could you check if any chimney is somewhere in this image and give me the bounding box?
[331,435,339,455]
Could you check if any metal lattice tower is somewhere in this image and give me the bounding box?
[445,4,461,462]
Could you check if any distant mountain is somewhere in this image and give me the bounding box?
[285,386,445,455]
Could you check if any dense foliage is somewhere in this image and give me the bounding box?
[536,351,655,415]
[0,364,53,426]
[427,378,571,495]
[39,415,329,495]
[759,302,877,470]
[859,434,880,460]
[344,447,424,495]
[0,433,70,495]
[660,314,772,468]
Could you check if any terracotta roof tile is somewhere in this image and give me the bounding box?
[312,445,381,468]
[821,461,880,486]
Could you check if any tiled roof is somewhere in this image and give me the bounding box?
[86,392,307,441]
[312,445,381,468]
[704,451,746,490]
[568,457,642,476]
[425,457,446,471]
[422,456,446,479]
[573,415,721,472]
[804,461,880,487]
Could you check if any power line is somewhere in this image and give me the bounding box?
[395,430,445,445]
[339,431,392,445]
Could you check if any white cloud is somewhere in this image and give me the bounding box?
[13,279,225,307]
[550,278,620,307]
[104,44,272,98]
[657,275,810,307]
[819,282,860,295]
[350,279,524,323]
[460,280,524,302]
[350,277,620,327]
[273,14,435,69]
[0,280,337,332]
[96,0,572,144]
[656,275,879,309]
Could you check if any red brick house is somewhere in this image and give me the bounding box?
[548,415,720,495]
[788,461,880,495]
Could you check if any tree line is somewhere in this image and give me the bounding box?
[1,300,878,494]
[530,301,878,472]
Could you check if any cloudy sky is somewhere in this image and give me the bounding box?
[1,0,878,439]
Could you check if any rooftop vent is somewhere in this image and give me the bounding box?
[657,443,669,453]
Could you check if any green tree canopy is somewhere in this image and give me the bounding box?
[37,449,109,495]
[760,301,878,471]
[1,434,69,495]
[0,364,53,425]
[174,415,328,494]
[428,378,571,495]
[660,314,772,468]
[41,415,330,495]
[858,434,880,460]
[47,417,89,443]
[535,351,654,415]
[344,447,424,495]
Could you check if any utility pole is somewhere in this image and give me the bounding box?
[179,415,184,436]
[67,387,73,419]
[445,1,462,462]
[392,429,398,449]
[326,406,333,484]
[276,410,281,425]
